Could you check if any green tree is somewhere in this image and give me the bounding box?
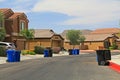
[0,12,4,27]
[79,35,86,45]
[20,29,34,50]
[0,28,6,41]
[0,12,6,41]
[66,30,85,49]
[20,29,34,40]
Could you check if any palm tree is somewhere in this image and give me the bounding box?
[20,29,34,50]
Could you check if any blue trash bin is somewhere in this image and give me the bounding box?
[44,49,49,57]
[15,50,21,62]
[6,49,15,62]
[72,49,79,55]
[75,49,79,55]
[72,49,75,55]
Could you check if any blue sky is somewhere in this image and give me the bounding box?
[0,0,120,33]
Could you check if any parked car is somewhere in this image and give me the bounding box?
[0,42,16,50]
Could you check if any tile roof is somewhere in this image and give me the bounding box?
[9,13,24,19]
[0,8,14,18]
[64,34,114,42]
[0,8,27,20]
[0,8,11,13]
[34,29,55,38]
[91,28,120,34]
[84,34,114,41]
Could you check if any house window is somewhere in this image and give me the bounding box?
[20,21,25,31]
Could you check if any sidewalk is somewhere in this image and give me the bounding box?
[109,54,120,73]
[111,55,120,65]
[0,52,69,64]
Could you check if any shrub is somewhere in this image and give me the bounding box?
[0,46,6,57]
[21,50,29,55]
[109,43,118,50]
[109,47,114,50]
[21,50,36,55]
[34,46,44,54]
[29,51,36,55]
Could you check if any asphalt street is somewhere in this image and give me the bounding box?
[0,54,120,80]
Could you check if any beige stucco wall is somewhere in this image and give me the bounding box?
[27,39,51,50]
[84,41,104,50]
[28,35,64,50]
[64,42,80,50]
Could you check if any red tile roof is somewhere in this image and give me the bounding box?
[0,8,14,18]
[91,28,120,34]
[0,8,27,19]
[9,13,24,19]
[0,8,10,13]
[84,34,115,41]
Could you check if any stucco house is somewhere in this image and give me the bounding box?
[91,28,120,49]
[61,29,119,50]
[27,29,64,50]
[84,34,118,50]
[0,8,29,50]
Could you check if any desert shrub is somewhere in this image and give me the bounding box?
[34,46,44,54]
[0,46,6,57]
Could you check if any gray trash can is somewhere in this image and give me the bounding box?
[96,50,110,66]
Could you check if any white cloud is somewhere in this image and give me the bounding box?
[32,0,120,25]
[0,0,5,2]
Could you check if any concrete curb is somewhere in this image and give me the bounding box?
[0,53,70,64]
[109,62,120,73]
